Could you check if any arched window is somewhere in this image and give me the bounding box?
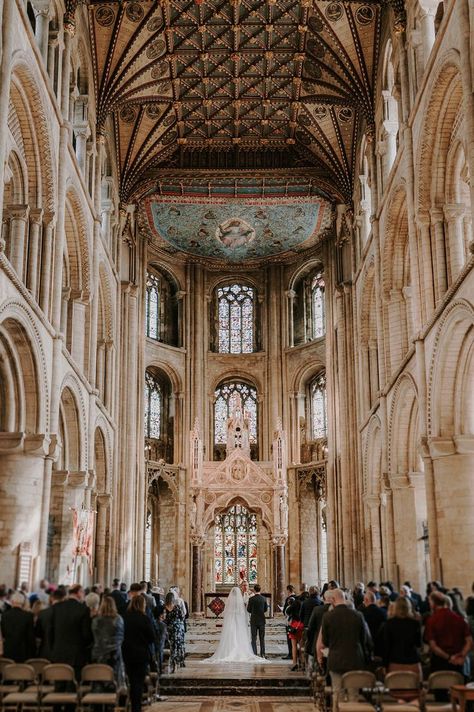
[216,283,255,353]
[145,267,180,346]
[214,381,258,459]
[311,272,325,339]
[291,265,326,346]
[146,272,160,340]
[310,373,327,440]
[214,504,258,586]
[144,371,162,439]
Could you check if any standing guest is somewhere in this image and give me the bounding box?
[155,610,168,675]
[318,589,371,705]
[352,583,365,609]
[34,579,51,606]
[35,587,66,659]
[85,592,101,617]
[91,596,125,687]
[403,582,422,612]
[382,597,422,689]
[139,581,156,610]
[0,591,36,661]
[240,579,252,606]
[122,595,155,712]
[328,580,340,591]
[306,589,335,664]
[367,582,380,600]
[0,585,11,619]
[301,586,323,627]
[49,584,92,680]
[424,591,472,680]
[165,592,186,672]
[362,590,387,655]
[282,585,296,660]
[286,593,304,670]
[151,587,164,615]
[110,579,128,616]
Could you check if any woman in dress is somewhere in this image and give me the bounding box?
[91,595,125,688]
[165,591,186,672]
[206,586,264,663]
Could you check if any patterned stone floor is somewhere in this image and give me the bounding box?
[148,699,316,711]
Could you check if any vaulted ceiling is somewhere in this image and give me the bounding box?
[89,0,404,206]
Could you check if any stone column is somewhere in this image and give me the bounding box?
[286,289,296,348]
[418,1,437,67]
[39,213,55,317]
[33,4,50,63]
[27,208,43,298]
[430,207,447,302]
[273,539,286,610]
[191,537,204,615]
[416,213,435,318]
[8,204,30,280]
[74,126,91,175]
[444,203,466,280]
[95,494,111,584]
[0,0,15,229]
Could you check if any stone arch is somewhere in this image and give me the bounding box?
[203,492,273,537]
[210,370,262,396]
[363,415,382,496]
[64,188,91,295]
[416,53,464,213]
[8,57,55,210]
[388,373,420,474]
[359,260,379,408]
[93,415,113,488]
[288,257,324,291]
[58,374,87,471]
[428,300,474,438]
[0,300,48,433]
[144,365,175,462]
[292,361,325,395]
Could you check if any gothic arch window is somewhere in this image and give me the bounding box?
[214,504,258,586]
[311,272,325,339]
[144,368,174,462]
[291,265,326,346]
[214,381,258,460]
[215,283,256,354]
[144,371,162,440]
[310,373,327,440]
[145,267,180,346]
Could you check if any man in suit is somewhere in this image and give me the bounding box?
[317,589,372,708]
[35,587,66,659]
[49,584,92,680]
[247,584,268,658]
[306,588,334,662]
[361,590,386,658]
[0,591,36,661]
[110,578,128,615]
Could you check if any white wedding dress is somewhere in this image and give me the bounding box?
[205,587,264,663]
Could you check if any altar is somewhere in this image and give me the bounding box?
[204,591,273,618]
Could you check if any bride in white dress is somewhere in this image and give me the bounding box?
[206,586,264,663]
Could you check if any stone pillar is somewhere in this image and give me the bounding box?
[430,207,447,302]
[430,436,474,591]
[191,537,204,615]
[8,204,30,280]
[0,0,15,229]
[33,4,50,63]
[444,203,466,280]
[39,214,55,317]
[417,213,435,318]
[286,289,296,347]
[418,2,437,67]
[273,540,286,610]
[74,126,90,175]
[95,494,111,584]
[27,208,43,298]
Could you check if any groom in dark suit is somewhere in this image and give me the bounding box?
[247,584,268,658]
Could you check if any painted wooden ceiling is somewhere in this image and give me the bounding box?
[88,0,405,207]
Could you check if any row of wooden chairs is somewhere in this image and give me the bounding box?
[313,668,465,712]
[0,658,127,711]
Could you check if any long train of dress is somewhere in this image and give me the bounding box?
[204,587,265,664]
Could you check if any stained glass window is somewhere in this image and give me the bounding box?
[217,284,255,354]
[146,272,160,340]
[311,372,327,440]
[311,272,325,339]
[214,382,257,445]
[144,371,162,439]
[214,504,258,586]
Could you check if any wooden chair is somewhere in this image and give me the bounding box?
[381,671,421,712]
[423,671,464,712]
[40,664,79,711]
[337,671,378,712]
[1,663,39,711]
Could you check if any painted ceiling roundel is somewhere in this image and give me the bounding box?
[143,194,332,262]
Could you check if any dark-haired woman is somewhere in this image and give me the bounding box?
[122,595,155,712]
